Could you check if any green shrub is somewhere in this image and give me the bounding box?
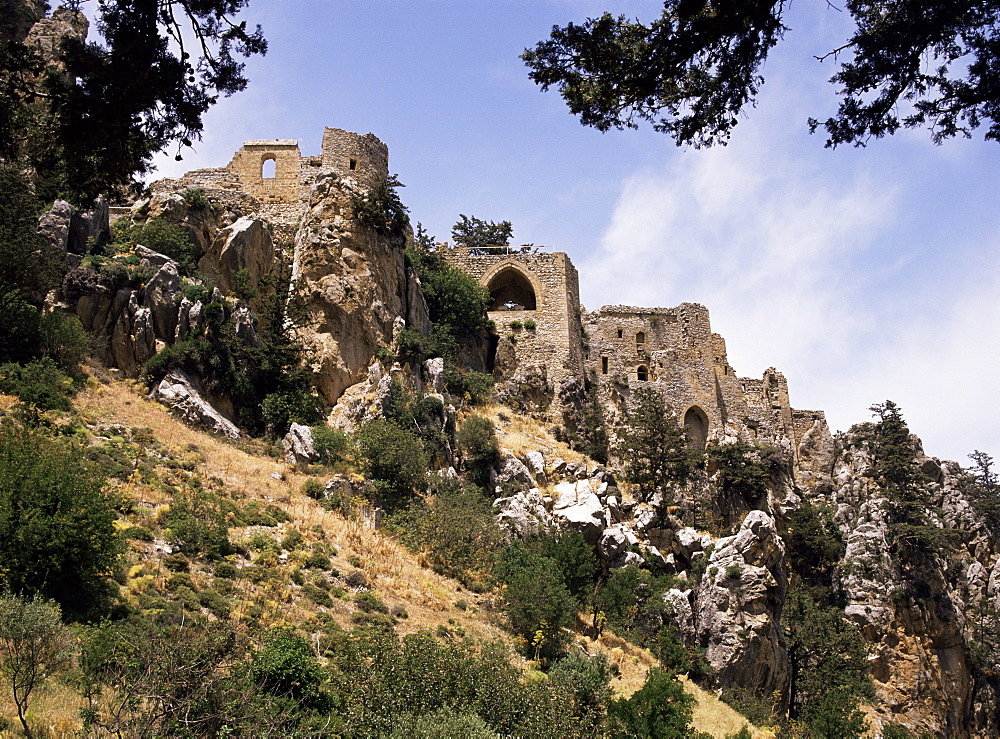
[387,477,504,586]
[605,667,694,737]
[164,488,232,560]
[115,218,199,275]
[122,525,154,542]
[197,589,230,619]
[302,584,333,608]
[456,415,501,490]
[305,552,331,570]
[0,424,122,618]
[301,478,324,500]
[163,553,190,572]
[213,562,238,579]
[444,368,494,405]
[351,174,410,238]
[312,425,350,465]
[355,419,428,507]
[523,318,536,330]
[250,627,333,711]
[0,358,76,412]
[354,591,389,614]
[182,188,209,210]
[495,543,576,659]
[280,529,304,551]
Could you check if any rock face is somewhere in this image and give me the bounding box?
[694,511,789,700]
[290,171,429,405]
[197,215,274,295]
[149,370,240,440]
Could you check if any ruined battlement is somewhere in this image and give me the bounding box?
[158,126,826,455]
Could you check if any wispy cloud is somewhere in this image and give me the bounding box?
[581,126,999,463]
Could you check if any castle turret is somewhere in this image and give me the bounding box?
[320,127,389,188]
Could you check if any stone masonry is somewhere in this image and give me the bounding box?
[154,126,828,455]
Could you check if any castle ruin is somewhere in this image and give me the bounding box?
[160,126,830,456]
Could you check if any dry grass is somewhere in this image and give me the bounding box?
[680,676,776,738]
[0,679,84,738]
[54,377,762,734]
[474,403,585,465]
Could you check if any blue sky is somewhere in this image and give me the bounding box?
[146,0,1000,464]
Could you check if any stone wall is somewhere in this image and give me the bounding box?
[443,248,585,387]
[584,304,827,456]
[226,140,302,205]
[320,127,389,189]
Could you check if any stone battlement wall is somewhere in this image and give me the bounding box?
[444,247,584,386]
[320,127,389,189]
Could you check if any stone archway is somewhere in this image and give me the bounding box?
[486,265,537,311]
[683,405,709,449]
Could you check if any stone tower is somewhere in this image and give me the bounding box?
[319,127,389,189]
[444,248,585,389]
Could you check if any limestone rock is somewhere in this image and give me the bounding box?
[149,370,240,440]
[496,452,535,490]
[695,511,788,699]
[37,200,72,253]
[290,171,430,405]
[141,259,180,341]
[551,480,606,545]
[494,489,552,538]
[524,451,546,482]
[198,215,274,295]
[423,357,445,394]
[283,423,316,465]
[598,526,628,562]
[68,196,109,254]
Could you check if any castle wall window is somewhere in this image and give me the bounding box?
[636,331,646,354]
[487,266,537,311]
[637,365,648,381]
[683,406,709,449]
[617,329,623,339]
[261,156,276,179]
[349,158,357,171]
[601,357,608,374]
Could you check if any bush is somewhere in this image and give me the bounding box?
[249,627,334,712]
[164,488,232,560]
[301,478,324,500]
[605,667,694,737]
[444,368,494,405]
[456,415,501,490]
[0,424,122,618]
[116,218,199,275]
[351,174,410,237]
[182,188,209,210]
[213,562,238,579]
[495,543,576,659]
[312,425,350,465]
[355,419,428,507]
[0,358,76,412]
[354,591,389,614]
[388,477,504,586]
[618,387,698,499]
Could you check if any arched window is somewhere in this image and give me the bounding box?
[636,365,648,381]
[487,267,537,311]
[261,156,276,179]
[683,406,709,449]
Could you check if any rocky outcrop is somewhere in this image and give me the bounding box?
[283,423,316,466]
[149,370,240,440]
[694,511,789,700]
[197,215,274,295]
[290,171,429,405]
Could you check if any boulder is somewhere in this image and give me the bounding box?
[283,423,316,465]
[198,215,274,295]
[149,370,240,440]
[423,357,445,394]
[142,259,180,341]
[37,200,73,252]
[524,450,546,481]
[552,480,606,545]
[598,526,628,562]
[68,196,109,254]
[694,511,788,700]
[496,452,535,489]
[494,489,552,538]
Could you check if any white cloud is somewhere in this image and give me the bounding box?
[581,126,999,464]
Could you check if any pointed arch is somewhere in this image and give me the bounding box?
[683,405,709,449]
[485,264,537,311]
